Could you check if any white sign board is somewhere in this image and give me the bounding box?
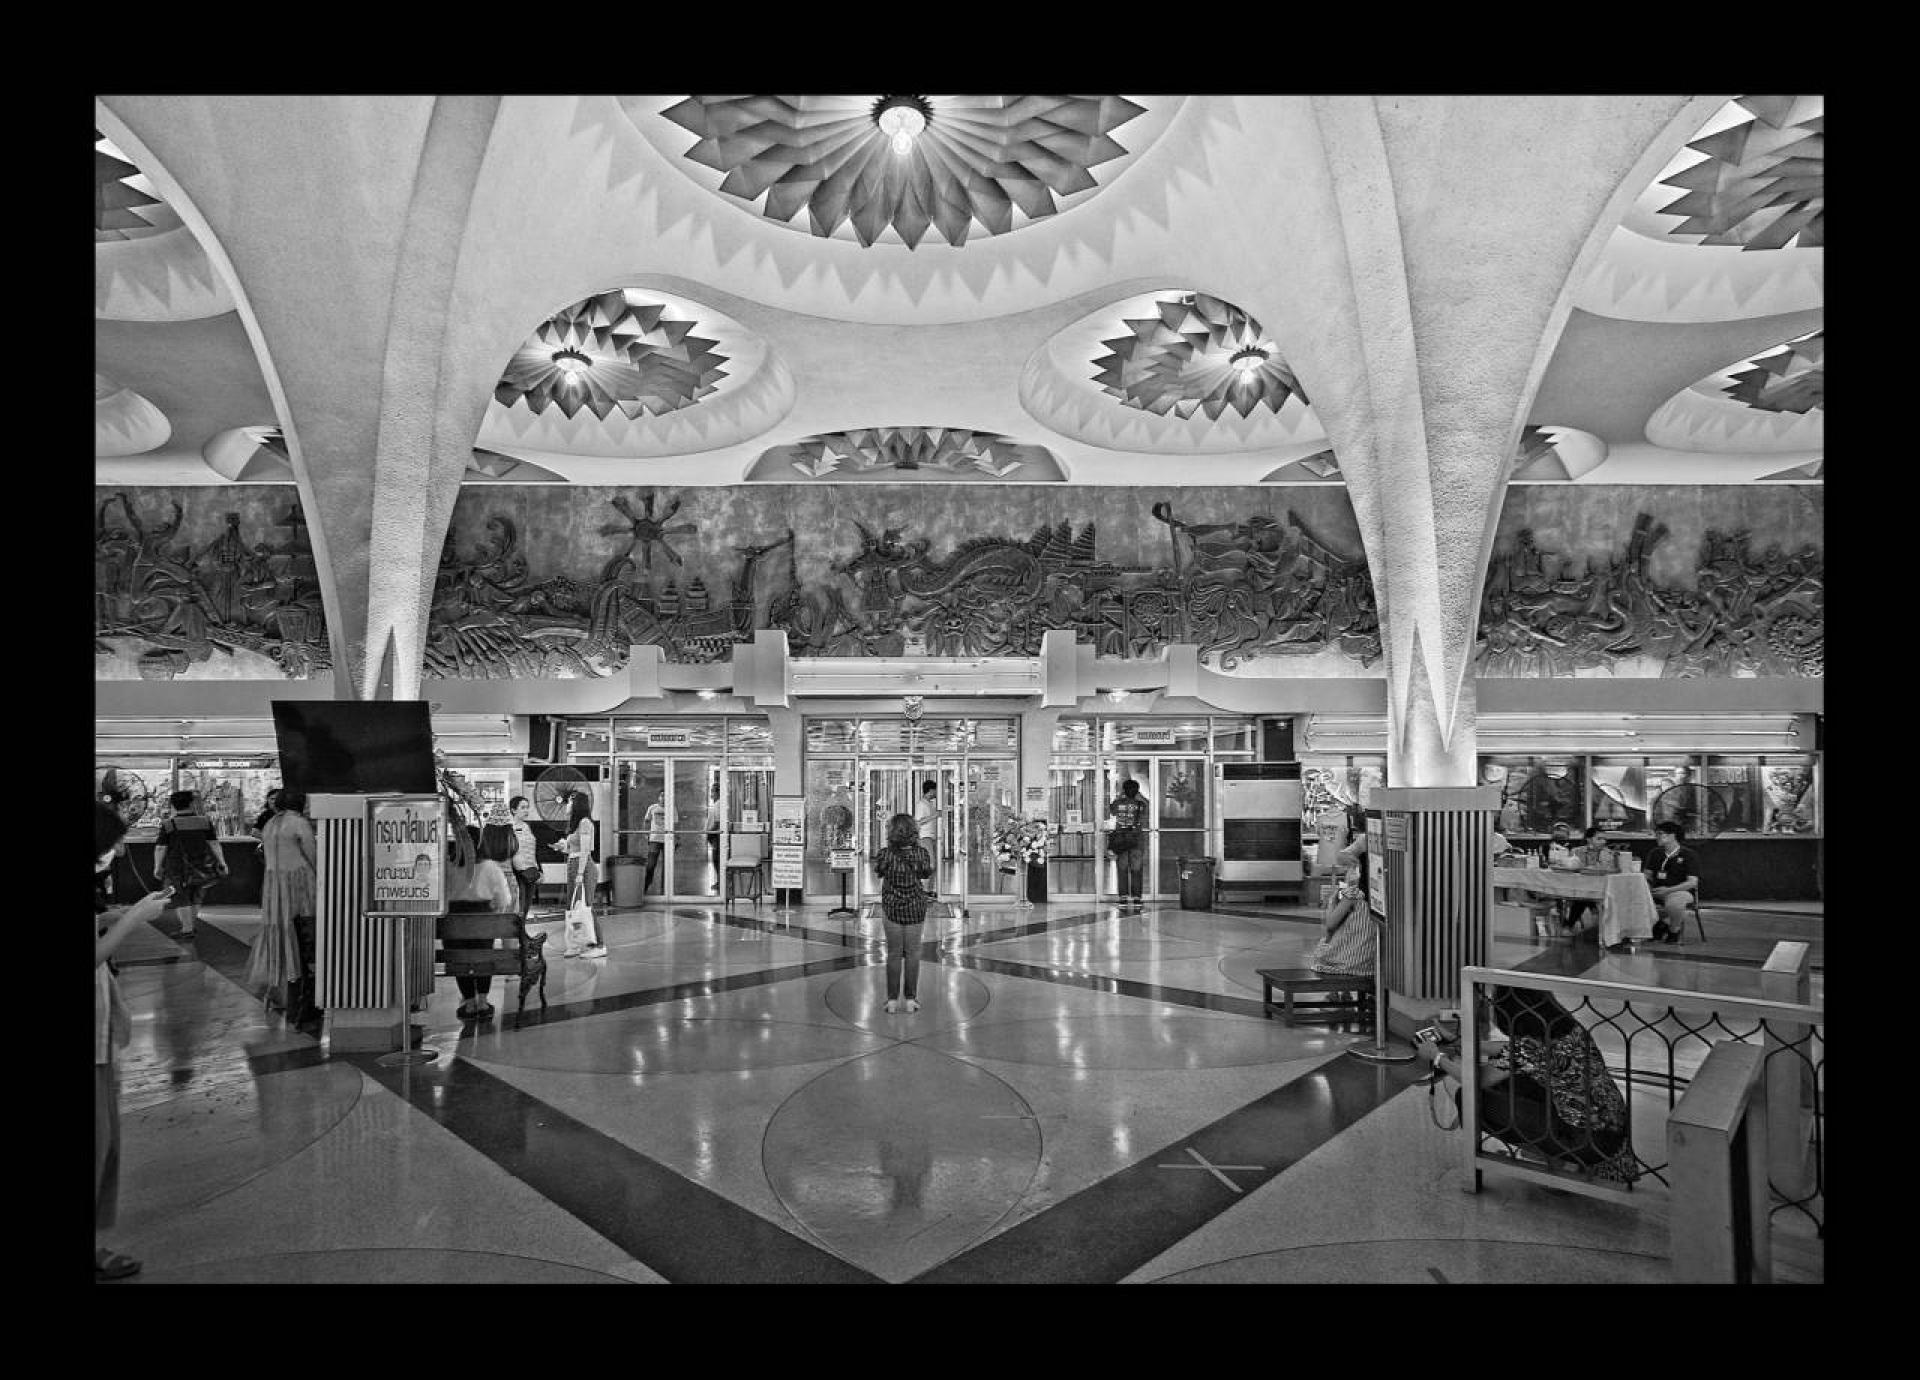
[771,797,805,889]
[368,795,446,913]
[830,847,858,872]
[1023,785,1048,823]
[1366,815,1387,919]
[645,727,692,749]
[1131,726,1177,747]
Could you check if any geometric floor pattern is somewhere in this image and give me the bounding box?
[102,895,1823,1283]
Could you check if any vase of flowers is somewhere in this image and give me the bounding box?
[990,816,1050,907]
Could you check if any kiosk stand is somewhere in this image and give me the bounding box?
[375,911,437,1068]
[364,794,446,1067]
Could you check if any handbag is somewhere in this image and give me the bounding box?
[563,878,599,956]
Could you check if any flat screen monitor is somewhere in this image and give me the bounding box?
[271,700,438,796]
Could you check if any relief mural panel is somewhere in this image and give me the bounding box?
[94,488,328,680]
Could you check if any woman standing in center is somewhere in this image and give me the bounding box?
[874,812,933,1014]
[246,788,315,1016]
[563,793,606,959]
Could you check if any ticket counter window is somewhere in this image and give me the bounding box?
[1706,755,1819,835]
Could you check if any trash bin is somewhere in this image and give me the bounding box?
[1177,856,1214,911]
[609,855,646,908]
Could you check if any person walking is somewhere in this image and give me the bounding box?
[245,789,315,1018]
[97,803,174,1281]
[873,812,933,1014]
[153,789,227,940]
[1105,778,1149,907]
[508,795,543,924]
[705,781,722,877]
[564,793,607,957]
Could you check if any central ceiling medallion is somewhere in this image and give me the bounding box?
[658,95,1148,248]
[496,290,729,420]
[1093,293,1309,420]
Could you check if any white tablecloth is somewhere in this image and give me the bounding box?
[1491,866,1656,946]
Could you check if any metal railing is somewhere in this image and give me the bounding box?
[1460,951,1823,1234]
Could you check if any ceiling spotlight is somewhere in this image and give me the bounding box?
[1229,345,1270,378]
[874,95,930,156]
[696,688,718,701]
[551,348,592,385]
[1105,688,1130,703]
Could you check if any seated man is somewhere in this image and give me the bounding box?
[1564,825,1609,935]
[1642,821,1699,942]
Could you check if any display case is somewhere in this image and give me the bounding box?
[1705,754,1819,835]
[1482,755,1585,836]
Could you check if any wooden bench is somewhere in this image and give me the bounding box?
[436,911,549,1021]
[1257,967,1374,1025]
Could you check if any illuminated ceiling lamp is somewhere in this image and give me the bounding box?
[551,347,592,387]
[874,95,931,155]
[1229,344,1270,380]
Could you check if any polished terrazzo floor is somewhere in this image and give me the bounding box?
[102,894,1823,1284]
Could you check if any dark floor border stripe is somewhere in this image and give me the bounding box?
[498,953,871,1031]
[351,1051,879,1284]
[911,1051,1427,1283]
[945,952,1271,1018]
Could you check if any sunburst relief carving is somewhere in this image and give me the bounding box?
[658,95,1148,249]
[1722,332,1823,413]
[1655,95,1823,251]
[1091,293,1309,421]
[496,291,729,420]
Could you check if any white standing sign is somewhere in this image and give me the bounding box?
[771,797,805,890]
[368,795,446,913]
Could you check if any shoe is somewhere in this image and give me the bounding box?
[885,999,899,1013]
[95,1248,141,1281]
[456,998,476,1018]
[1651,924,1672,942]
[904,999,920,1013]
[577,945,607,959]
[475,1001,495,1019]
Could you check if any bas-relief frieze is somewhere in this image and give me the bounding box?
[1477,511,1823,678]
[94,491,329,680]
[425,489,1382,678]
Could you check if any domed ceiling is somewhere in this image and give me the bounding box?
[746,427,1064,482]
[495,289,730,420]
[641,95,1155,249]
[1645,330,1824,454]
[478,287,792,461]
[1722,330,1822,413]
[1650,96,1822,251]
[95,130,180,242]
[1021,288,1322,455]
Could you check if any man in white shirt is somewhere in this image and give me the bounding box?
[508,796,542,920]
[914,779,941,898]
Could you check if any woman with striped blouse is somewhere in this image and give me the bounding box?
[873,812,933,1014]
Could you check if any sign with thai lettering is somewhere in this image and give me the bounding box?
[829,847,858,872]
[644,727,692,749]
[367,795,445,913]
[772,797,805,889]
[1366,815,1387,919]
[1131,726,1177,747]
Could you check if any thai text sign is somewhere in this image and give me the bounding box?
[368,796,446,913]
[772,797,805,889]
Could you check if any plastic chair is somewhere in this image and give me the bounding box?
[725,833,767,907]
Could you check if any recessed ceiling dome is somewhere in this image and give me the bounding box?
[496,289,730,420]
[1721,330,1822,413]
[652,95,1150,248]
[1627,96,1822,251]
[1093,292,1308,421]
[748,427,1064,482]
[95,130,181,243]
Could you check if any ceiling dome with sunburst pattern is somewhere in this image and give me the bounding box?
[496,289,732,420]
[642,95,1155,249]
[746,427,1064,482]
[1092,292,1308,421]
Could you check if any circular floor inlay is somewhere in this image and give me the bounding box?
[462,1015,891,1075]
[823,965,993,1031]
[917,1013,1344,1070]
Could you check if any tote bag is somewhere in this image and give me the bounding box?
[563,877,600,955]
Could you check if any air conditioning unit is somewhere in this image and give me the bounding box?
[1216,761,1303,895]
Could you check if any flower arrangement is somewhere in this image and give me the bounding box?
[990,816,1050,872]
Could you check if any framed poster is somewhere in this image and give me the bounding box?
[829,847,858,872]
[367,795,446,913]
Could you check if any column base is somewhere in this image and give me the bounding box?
[324,1007,426,1053]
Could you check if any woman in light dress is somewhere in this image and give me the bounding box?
[246,789,315,1012]
[563,793,606,958]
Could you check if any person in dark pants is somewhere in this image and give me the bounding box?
[705,781,722,877]
[1105,778,1149,906]
[508,796,542,923]
[1644,821,1700,942]
[873,812,933,1014]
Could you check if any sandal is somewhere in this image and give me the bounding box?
[95,1248,141,1281]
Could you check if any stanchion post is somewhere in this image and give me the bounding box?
[375,912,437,1068]
[1351,911,1415,1063]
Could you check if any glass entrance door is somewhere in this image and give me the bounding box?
[616,756,726,900]
[1097,757,1208,899]
[857,760,985,902]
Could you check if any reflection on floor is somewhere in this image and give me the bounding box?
[104,896,1824,1284]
